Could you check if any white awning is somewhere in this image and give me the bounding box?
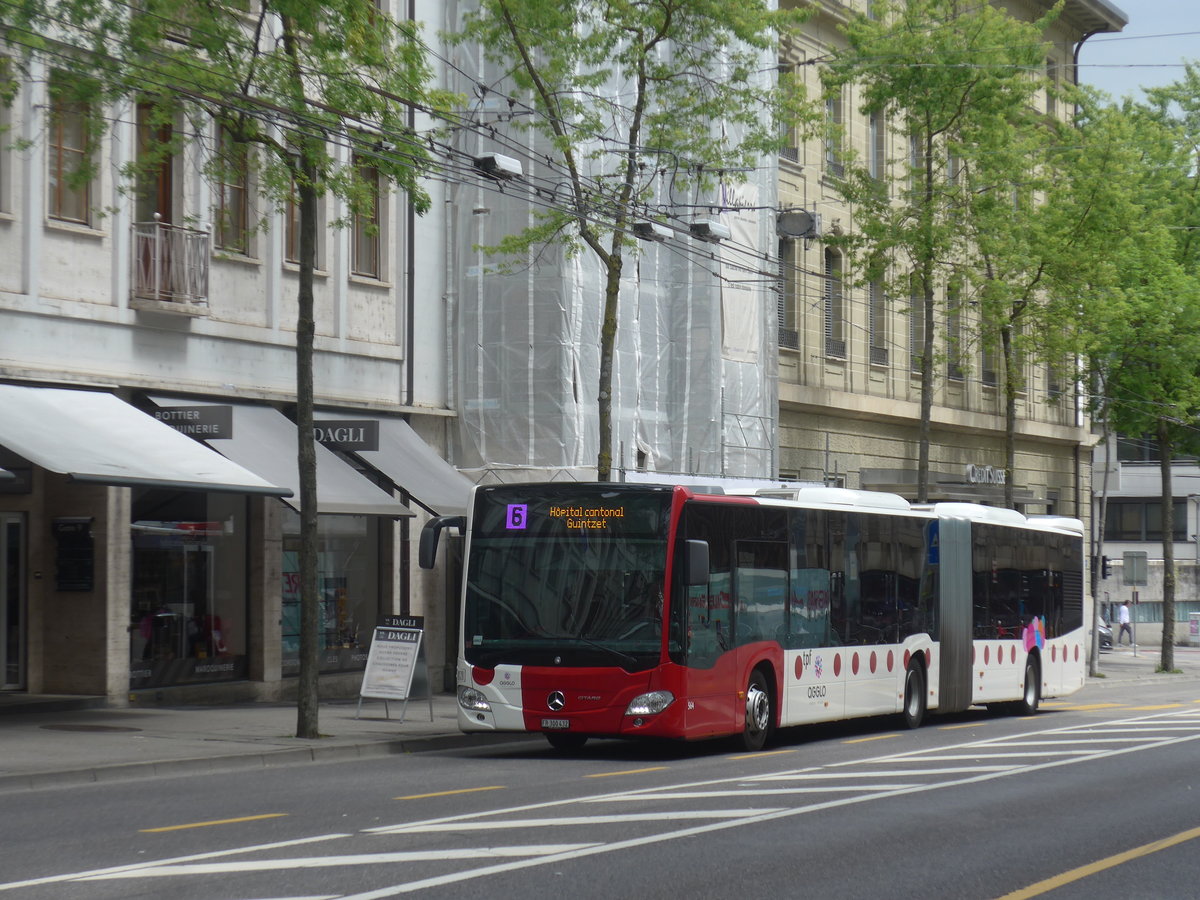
[151,398,411,517]
[0,385,290,496]
[316,413,473,516]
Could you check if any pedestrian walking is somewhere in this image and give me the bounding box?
[1118,600,1133,645]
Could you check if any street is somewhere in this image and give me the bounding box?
[3,671,1200,899]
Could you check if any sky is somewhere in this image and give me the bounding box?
[1077,1,1200,102]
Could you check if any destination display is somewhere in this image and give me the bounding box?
[474,485,671,540]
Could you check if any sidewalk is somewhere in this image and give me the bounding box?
[3,646,1199,793]
[0,693,500,793]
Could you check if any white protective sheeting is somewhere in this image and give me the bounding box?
[0,384,289,495]
[448,26,777,480]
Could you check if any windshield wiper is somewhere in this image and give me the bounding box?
[574,634,639,669]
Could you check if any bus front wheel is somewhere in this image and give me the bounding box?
[902,664,926,729]
[740,669,773,752]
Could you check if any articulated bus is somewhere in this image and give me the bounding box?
[419,482,1086,751]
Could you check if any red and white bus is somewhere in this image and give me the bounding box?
[419,482,1086,751]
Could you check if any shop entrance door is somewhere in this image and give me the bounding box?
[1,513,26,690]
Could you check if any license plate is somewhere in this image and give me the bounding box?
[541,718,569,730]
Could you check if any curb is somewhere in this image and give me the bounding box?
[0,730,536,794]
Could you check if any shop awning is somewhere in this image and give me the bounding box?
[150,398,412,517]
[0,467,13,481]
[0,385,291,496]
[316,412,473,516]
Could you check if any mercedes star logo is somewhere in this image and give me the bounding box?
[547,691,566,711]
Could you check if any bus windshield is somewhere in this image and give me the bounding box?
[463,485,673,671]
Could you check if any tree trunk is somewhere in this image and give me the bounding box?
[1158,420,1176,672]
[1001,322,1017,509]
[295,164,320,739]
[1090,406,1112,678]
[596,254,623,482]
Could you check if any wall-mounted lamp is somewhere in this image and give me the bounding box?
[474,153,523,180]
[689,220,731,242]
[633,221,671,242]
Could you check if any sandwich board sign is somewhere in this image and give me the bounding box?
[357,615,432,722]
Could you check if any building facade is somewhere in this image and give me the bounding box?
[774,0,1124,519]
[0,1,472,703]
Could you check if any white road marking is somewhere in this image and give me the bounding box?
[374,810,778,834]
[79,846,599,879]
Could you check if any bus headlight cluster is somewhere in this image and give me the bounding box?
[624,690,674,716]
[458,685,492,712]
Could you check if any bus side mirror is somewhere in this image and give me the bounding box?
[683,539,709,586]
[419,515,465,569]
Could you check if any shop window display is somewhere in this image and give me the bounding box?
[281,512,380,675]
[130,490,248,688]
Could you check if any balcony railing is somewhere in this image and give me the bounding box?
[132,218,209,305]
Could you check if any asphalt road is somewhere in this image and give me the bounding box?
[3,674,1200,900]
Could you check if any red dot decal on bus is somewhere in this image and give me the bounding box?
[795,656,804,680]
[887,650,894,672]
[925,649,932,667]
[473,667,495,686]
[870,651,877,674]
[1051,645,1057,663]
[852,653,859,675]
[1075,644,1080,662]
[1011,646,1017,664]
[904,650,911,669]
[984,646,990,665]
[834,654,842,677]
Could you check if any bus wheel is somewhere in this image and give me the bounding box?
[740,670,773,752]
[902,664,926,729]
[1015,657,1040,715]
[545,733,588,752]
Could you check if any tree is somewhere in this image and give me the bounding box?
[823,0,1059,501]
[2,0,444,735]
[450,0,811,481]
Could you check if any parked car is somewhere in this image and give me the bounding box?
[1098,616,1113,650]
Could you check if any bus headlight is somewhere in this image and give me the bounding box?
[625,690,674,716]
[458,685,492,712]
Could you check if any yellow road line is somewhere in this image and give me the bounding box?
[1054,703,1124,711]
[140,813,287,833]
[727,749,798,761]
[996,825,1200,899]
[844,733,900,744]
[940,722,990,730]
[394,786,506,800]
[1129,703,1184,710]
[585,766,668,779]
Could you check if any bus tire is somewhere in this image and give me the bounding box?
[1015,657,1040,715]
[902,664,926,729]
[545,732,588,752]
[740,669,773,752]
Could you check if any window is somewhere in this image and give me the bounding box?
[1104,500,1186,542]
[779,59,799,163]
[283,167,326,268]
[47,75,93,224]
[909,278,925,374]
[868,279,887,365]
[1046,58,1058,118]
[980,343,998,387]
[1116,435,1199,465]
[868,112,886,181]
[825,90,844,178]
[908,131,924,193]
[946,283,964,381]
[214,125,249,254]
[778,238,798,349]
[824,248,845,358]
[351,154,381,279]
